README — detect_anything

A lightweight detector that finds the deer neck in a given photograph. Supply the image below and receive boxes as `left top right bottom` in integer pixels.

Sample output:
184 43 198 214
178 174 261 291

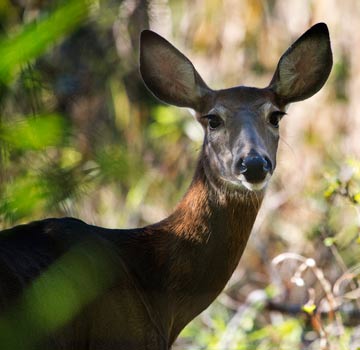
111 155 264 342
149 155 263 333
165 155 263 252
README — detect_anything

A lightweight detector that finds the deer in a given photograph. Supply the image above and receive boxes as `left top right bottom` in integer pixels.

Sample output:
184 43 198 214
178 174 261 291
0 23 332 349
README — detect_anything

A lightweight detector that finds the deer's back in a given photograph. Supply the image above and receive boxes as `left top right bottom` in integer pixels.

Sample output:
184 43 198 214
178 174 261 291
0 218 168 350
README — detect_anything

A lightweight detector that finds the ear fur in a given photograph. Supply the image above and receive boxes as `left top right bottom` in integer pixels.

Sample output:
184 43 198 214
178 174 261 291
269 23 333 104
140 30 212 111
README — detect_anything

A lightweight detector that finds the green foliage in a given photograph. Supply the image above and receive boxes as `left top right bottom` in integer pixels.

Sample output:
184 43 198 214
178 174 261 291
178 300 302 350
0 0 92 84
1 114 66 150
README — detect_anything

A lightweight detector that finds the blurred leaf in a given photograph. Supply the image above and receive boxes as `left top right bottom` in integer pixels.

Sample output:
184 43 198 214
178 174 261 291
125 177 152 210
1 174 45 220
61 147 83 168
324 237 335 247
41 163 86 206
149 105 184 140
0 114 67 150
347 158 360 178
96 146 143 185
333 54 350 102
0 0 91 84
265 284 279 298
354 193 360 204
302 304 316 315
323 177 340 199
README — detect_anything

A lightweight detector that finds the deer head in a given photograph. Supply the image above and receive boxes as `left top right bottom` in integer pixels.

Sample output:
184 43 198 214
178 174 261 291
140 23 332 192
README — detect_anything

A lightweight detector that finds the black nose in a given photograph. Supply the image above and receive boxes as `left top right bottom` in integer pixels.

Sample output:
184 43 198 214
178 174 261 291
237 155 272 182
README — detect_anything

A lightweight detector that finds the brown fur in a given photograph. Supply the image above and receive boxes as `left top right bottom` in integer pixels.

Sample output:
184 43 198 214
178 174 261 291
140 156 263 344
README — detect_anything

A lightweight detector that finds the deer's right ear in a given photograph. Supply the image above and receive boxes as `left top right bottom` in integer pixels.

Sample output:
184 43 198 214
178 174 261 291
269 23 333 104
140 30 212 111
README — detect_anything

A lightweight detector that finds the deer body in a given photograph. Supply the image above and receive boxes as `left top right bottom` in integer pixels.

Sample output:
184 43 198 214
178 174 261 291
0 24 332 349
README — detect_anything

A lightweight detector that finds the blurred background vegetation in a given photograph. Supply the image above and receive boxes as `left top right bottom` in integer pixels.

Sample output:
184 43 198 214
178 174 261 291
0 0 360 349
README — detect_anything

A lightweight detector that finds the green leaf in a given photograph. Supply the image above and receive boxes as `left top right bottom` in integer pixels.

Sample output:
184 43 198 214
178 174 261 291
1 114 66 150
302 304 316 315
1 174 45 220
324 237 335 247
323 179 340 198
0 0 92 84
353 193 360 204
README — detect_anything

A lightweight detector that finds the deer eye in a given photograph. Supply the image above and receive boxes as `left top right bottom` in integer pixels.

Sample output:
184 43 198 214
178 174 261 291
268 111 286 128
202 114 223 130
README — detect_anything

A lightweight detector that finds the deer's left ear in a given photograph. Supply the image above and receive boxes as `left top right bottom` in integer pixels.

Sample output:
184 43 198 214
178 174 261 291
269 23 333 104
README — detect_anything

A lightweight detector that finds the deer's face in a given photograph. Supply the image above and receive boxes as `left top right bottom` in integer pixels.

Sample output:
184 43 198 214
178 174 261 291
140 23 332 192
199 87 284 191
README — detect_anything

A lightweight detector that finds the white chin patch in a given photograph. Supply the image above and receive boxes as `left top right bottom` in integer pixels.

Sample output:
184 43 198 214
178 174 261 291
242 180 268 191
237 173 271 192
